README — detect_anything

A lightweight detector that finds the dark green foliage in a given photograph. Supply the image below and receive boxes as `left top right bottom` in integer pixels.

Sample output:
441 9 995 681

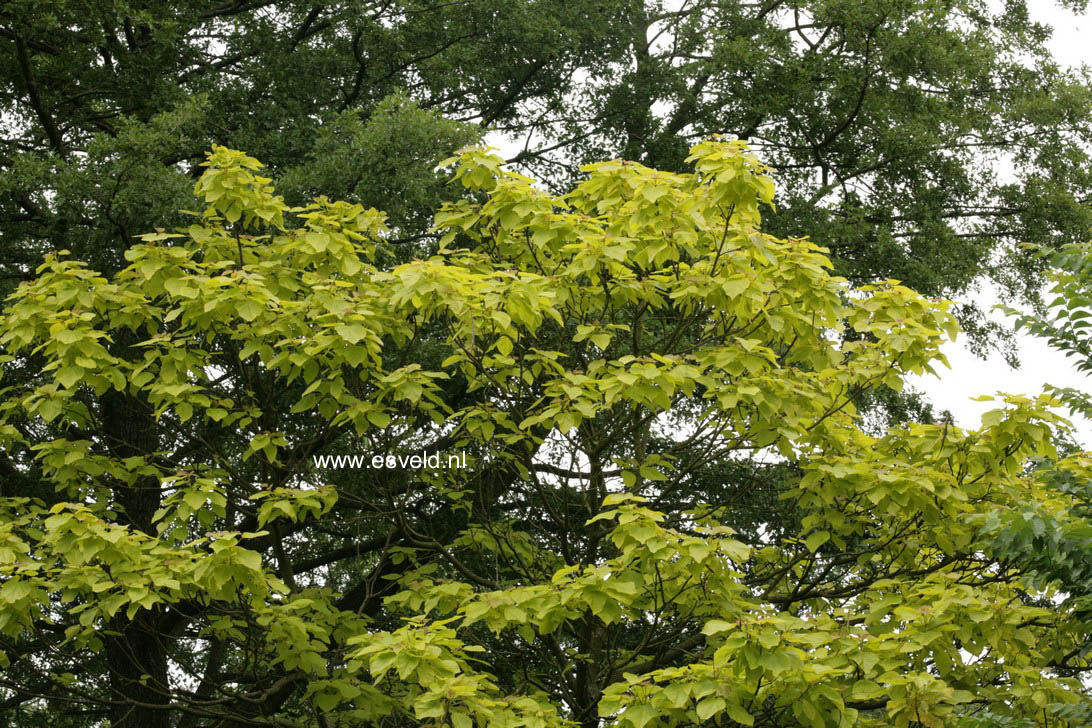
980 461 1092 604
3 1 1092 724
4 1 1092 344
499 1 1092 343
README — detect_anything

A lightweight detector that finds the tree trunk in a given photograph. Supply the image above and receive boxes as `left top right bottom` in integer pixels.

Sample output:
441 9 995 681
105 611 171 728
100 370 171 728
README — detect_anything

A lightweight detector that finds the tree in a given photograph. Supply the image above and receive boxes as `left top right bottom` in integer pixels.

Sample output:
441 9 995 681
963 242 1092 727
0 141 1087 726
4 1 1092 351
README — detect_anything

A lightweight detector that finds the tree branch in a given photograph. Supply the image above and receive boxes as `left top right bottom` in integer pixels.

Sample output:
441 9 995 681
13 35 66 156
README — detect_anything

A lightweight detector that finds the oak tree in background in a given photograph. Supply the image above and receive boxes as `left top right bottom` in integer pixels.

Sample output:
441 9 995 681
0 142 1088 726
3 1 1092 350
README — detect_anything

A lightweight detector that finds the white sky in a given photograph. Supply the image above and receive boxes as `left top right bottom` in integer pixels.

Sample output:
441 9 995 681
909 2 1092 446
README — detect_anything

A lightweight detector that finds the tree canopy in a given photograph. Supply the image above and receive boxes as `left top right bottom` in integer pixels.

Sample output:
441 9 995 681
5 1 1092 724
0 141 1088 727
4 1 1092 350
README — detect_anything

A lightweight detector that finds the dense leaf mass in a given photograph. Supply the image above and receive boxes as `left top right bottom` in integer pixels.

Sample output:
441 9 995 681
3 1 1092 350
0 143 1088 726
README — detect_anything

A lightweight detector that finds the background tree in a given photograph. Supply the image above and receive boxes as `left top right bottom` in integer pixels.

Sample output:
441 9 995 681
3 1 1092 350
5 1 1092 723
0 142 1088 727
